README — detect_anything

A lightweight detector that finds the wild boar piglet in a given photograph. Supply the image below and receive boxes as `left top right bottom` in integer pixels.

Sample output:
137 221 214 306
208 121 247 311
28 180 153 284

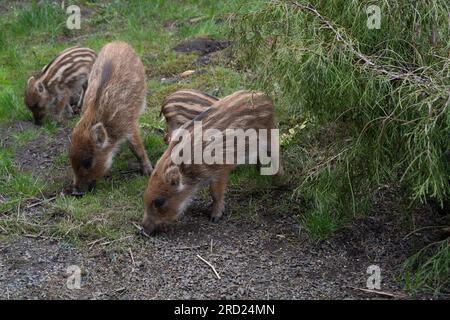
160 89 218 143
69 41 152 196
142 90 282 235
25 46 96 125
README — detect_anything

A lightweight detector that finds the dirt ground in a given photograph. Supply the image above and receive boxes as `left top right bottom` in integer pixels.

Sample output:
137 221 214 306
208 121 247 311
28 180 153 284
1 118 448 299
1 201 447 300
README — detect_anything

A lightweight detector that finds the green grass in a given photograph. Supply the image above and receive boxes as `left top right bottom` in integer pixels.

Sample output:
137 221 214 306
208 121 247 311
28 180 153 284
10 1 66 38
0 86 30 123
11 127 40 148
0 148 46 214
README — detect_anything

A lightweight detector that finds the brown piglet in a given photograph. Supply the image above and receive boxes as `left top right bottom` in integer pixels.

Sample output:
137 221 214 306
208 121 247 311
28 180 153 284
25 46 96 125
69 41 152 195
142 90 282 235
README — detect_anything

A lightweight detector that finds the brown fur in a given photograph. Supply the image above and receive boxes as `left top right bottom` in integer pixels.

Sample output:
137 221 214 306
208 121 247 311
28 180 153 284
160 89 218 143
69 41 152 195
142 90 282 234
24 46 96 125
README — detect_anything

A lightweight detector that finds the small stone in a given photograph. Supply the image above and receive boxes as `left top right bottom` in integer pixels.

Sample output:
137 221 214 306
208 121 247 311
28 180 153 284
180 70 196 78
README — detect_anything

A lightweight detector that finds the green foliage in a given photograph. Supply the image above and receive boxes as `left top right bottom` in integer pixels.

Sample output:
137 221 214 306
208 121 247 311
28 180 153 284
231 0 450 223
230 0 450 293
403 239 450 296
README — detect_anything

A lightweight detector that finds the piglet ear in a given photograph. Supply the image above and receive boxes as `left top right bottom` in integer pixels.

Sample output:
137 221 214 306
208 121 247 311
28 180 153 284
90 122 108 149
164 165 182 186
27 76 35 86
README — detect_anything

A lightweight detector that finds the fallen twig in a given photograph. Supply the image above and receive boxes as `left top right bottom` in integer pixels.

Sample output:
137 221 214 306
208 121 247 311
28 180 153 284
23 231 44 239
100 235 133 246
132 221 146 235
197 254 221 280
27 196 57 209
173 244 207 251
115 287 127 293
403 225 448 240
129 247 135 266
64 223 83 236
347 286 407 299
87 237 107 249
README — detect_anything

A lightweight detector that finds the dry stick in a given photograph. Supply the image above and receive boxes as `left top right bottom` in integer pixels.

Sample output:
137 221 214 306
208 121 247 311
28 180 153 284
64 223 83 237
347 286 407 299
131 221 144 233
100 235 133 246
197 254 221 280
403 225 448 240
87 237 107 249
23 231 44 239
27 196 57 209
129 247 136 266
173 244 207 251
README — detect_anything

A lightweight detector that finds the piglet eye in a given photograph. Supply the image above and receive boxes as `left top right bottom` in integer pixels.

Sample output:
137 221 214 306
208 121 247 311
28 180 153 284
82 157 93 169
154 198 165 208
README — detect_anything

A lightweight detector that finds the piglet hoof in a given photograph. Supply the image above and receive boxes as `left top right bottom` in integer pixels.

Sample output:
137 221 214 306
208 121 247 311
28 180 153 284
141 164 153 176
209 216 221 224
55 117 65 126
71 190 85 197
65 107 74 119
140 228 151 237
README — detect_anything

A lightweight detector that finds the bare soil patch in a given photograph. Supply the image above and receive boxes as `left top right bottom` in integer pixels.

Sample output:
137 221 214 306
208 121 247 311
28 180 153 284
174 37 232 55
0 0 23 14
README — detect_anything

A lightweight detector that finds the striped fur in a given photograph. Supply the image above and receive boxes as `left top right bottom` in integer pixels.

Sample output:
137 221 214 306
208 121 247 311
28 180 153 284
25 46 97 124
69 41 152 195
161 89 218 143
142 90 282 234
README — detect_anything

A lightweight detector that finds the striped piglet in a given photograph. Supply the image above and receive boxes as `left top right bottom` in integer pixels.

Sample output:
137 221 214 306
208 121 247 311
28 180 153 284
25 46 97 124
160 89 218 143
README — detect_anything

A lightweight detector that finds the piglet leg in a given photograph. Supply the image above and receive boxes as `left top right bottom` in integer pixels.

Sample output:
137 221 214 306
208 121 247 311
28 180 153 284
127 127 153 175
54 90 71 123
209 170 231 223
